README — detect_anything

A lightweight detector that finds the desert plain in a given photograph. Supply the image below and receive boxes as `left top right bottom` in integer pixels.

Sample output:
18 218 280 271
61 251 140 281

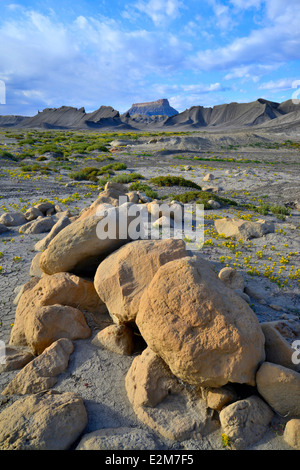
0 121 299 451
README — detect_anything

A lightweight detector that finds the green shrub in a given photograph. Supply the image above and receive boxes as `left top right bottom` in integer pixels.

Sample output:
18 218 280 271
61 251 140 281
150 176 201 190
129 182 158 199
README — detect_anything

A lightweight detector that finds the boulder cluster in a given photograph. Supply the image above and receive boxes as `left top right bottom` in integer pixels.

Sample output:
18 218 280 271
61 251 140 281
0 182 299 450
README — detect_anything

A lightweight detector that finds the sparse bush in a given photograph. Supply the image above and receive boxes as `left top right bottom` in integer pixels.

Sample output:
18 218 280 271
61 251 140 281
150 176 201 190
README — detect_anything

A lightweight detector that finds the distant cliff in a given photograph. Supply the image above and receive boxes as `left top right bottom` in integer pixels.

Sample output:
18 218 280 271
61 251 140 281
127 98 179 117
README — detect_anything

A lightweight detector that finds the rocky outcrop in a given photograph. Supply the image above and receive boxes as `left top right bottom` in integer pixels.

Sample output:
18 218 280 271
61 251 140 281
127 99 178 117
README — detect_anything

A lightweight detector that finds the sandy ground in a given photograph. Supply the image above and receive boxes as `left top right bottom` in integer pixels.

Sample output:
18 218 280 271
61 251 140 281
0 129 299 451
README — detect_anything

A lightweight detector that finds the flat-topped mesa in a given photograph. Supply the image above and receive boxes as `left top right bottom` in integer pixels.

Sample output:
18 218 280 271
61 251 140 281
127 98 179 117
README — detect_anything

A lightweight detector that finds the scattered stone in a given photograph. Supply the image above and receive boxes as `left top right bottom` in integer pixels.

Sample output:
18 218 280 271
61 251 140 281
2 338 74 395
0 346 34 373
256 362 300 417
203 173 214 182
244 285 264 300
34 216 71 252
153 215 174 229
25 207 44 221
0 391 87 450
39 203 135 275
283 419 300 449
138 192 152 203
92 324 134 355
76 427 159 450
208 200 221 209
94 238 188 324
33 202 55 215
136 255 265 387
269 304 283 312
126 191 139 204
24 304 91 355
261 321 300 371
214 217 275 240
19 216 57 234
219 395 273 450
78 183 128 220
0 212 27 227
218 266 244 291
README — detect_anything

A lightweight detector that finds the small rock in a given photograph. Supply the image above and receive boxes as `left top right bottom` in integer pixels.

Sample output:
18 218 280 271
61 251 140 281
203 385 237 411
2 338 74 395
92 324 134 355
269 304 283 312
214 217 275 240
203 173 214 182
34 202 55 215
261 321 300 371
0 346 34 373
153 215 174 229
0 223 10 234
219 395 273 450
283 419 300 449
218 266 244 291
208 200 221 209
25 207 44 221
126 191 140 204
19 216 56 235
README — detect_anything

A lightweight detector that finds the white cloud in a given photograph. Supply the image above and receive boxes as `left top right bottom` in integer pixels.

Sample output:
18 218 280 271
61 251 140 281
134 0 184 26
259 78 295 92
229 0 261 9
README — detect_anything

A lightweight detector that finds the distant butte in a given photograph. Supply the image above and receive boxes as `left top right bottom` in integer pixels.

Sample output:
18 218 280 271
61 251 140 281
127 98 179 117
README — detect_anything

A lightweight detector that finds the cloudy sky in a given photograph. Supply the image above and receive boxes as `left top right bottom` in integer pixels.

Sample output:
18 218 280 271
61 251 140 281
0 0 300 116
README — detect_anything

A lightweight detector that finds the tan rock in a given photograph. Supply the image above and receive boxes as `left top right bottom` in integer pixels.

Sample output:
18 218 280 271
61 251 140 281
256 362 300 417
261 321 300 371
283 419 300 449
76 427 159 450
219 396 273 450
136 255 265 387
153 216 174 229
92 324 134 355
34 216 71 251
125 347 180 409
24 304 91 355
77 183 128 221
2 338 74 395
94 238 189 324
13 277 40 305
203 173 214 182
218 266 244 291
19 216 56 234
10 272 102 348
0 391 87 450
214 217 275 240
25 207 44 221
39 203 134 275
126 191 139 204
203 386 237 411
33 202 55 214
0 346 34 373
29 252 43 277
0 211 27 227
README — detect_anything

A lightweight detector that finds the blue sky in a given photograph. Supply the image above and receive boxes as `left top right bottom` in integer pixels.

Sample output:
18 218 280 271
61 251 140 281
0 0 300 116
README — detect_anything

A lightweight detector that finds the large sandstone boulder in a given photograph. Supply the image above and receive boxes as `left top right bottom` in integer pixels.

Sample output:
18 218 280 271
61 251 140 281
136 255 265 387
2 338 74 395
10 272 103 348
94 238 189 324
256 362 300 416
39 203 135 275
34 216 71 251
0 391 87 450
214 217 275 240
24 305 91 355
219 396 273 450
